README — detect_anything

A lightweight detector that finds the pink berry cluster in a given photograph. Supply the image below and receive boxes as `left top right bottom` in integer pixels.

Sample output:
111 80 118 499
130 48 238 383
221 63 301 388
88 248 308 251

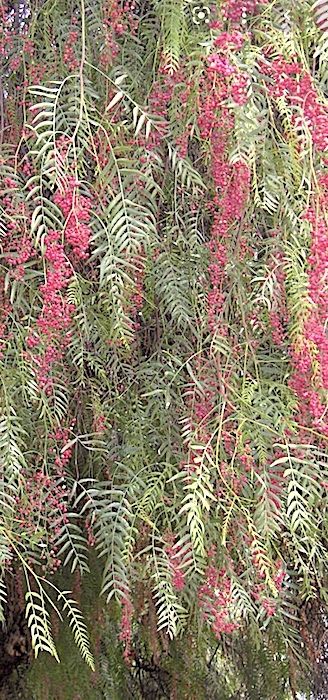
49 425 75 472
199 71 250 334
164 533 186 591
262 55 328 153
207 31 250 106
54 178 91 260
1 176 34 283
0 178 35 358
100 1 137 67
16 469 68 572
198 564 238 637
25 177 92 392
63 30 79 70
144 67 192 157
27 229 74 393
252 559 286 617
221 0 265 23
119 594 134 662
93 413 107 434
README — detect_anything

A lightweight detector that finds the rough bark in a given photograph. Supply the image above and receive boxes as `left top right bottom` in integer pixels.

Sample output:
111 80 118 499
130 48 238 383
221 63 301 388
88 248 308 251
0 572 32 699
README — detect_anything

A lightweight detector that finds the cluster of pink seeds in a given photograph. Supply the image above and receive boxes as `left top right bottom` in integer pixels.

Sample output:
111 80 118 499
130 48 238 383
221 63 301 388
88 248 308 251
198 564 238 637
164 533 186 591
54 178 91 260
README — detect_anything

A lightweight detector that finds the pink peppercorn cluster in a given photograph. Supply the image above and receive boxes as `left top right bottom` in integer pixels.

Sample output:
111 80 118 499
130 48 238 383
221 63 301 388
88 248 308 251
164 533 186 591
252 560 286 617
63 31 79 70
100 1 138 67
2 177 34 278
54 178 91 260
207 8 258 106
221 0 265 23
208 54 235 77
207 53 250 106
0 176 36 350
143 66 192 158
28 229 74 393
25 179 93 392
49 425 75 472
16 469 68 572
255 54 328 435
198 565 238 637
119 594 134 662
261 55 328 153
207 115 249 331
198 58 250 333
93 413 107 434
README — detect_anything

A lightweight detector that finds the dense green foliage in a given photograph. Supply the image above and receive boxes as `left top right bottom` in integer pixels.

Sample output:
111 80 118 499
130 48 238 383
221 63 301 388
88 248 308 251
0 0 328 697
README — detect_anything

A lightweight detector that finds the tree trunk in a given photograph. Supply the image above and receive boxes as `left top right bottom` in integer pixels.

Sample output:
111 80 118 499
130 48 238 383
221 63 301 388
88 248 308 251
0 573 32 699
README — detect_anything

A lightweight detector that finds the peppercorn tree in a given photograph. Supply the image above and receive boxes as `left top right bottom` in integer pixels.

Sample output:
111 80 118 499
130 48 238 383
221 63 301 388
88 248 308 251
0 0 328 697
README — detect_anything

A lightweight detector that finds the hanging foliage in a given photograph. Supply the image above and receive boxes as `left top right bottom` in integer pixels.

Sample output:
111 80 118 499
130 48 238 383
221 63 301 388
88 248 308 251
0 0 327 696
